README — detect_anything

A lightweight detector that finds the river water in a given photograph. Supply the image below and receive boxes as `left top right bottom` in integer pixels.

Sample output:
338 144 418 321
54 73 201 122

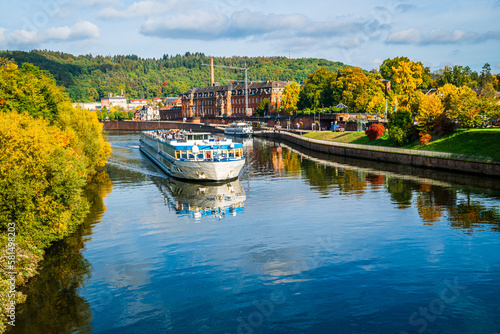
10 132 500 334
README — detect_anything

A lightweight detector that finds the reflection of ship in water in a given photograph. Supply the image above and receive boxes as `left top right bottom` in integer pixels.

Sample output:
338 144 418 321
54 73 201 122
225 135 253 150
154 177 246 219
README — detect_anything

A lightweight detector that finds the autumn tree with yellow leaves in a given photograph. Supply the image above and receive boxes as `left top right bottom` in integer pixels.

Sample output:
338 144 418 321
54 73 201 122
281 82 300 115
0 58 111 332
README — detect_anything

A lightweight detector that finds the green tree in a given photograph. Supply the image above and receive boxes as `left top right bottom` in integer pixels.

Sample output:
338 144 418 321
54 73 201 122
297 67 336 109
332 67 370 112
0 59 72 122
256 98 270 116
480 63 492 87
388 108 414 146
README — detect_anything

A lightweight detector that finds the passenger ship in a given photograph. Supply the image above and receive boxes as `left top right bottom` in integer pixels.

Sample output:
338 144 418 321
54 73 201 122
224 122 253 136
140 130 246 181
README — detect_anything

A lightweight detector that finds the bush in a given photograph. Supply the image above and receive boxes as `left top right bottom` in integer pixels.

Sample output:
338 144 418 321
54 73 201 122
419 132 432 145
365 123 386 141
388 108 415 146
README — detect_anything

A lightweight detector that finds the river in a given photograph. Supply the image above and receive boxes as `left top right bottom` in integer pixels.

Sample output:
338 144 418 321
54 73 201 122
10 132 500 334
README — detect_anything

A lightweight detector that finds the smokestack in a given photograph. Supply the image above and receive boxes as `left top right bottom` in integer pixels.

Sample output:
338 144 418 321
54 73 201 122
210 58 214 87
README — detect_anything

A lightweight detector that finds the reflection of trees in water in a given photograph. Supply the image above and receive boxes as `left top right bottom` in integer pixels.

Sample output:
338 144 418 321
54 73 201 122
365 174 385 188
301 160 367 196
253 140 500 233
416 185 445 225
11 171 112 334
386 178 416 209
448 194 500 234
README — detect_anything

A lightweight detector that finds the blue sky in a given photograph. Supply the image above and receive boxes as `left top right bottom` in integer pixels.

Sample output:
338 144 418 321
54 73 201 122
1 0 499 73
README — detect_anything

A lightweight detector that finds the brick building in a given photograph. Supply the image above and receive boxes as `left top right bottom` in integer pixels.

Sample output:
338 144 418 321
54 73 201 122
181 81 293 118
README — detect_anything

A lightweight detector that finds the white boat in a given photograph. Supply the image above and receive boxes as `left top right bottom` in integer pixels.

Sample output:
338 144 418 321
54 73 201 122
224 122 253 136
155 177 246 219
140 130 246 181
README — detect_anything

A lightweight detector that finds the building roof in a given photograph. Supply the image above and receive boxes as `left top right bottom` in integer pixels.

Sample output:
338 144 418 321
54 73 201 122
181 81 294 97
102 96 126 100
165 97 181 104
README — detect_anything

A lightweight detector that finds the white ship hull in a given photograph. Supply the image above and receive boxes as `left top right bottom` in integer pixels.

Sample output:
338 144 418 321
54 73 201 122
140 139 245 181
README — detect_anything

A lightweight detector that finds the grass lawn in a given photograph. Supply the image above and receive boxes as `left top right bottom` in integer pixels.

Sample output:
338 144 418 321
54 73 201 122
304 131 364 142
302 128 500 159
407 128 500 159
304 131 393 145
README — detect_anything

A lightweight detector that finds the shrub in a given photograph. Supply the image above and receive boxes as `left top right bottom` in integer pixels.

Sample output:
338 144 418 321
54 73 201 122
365 123 386 141
419 132 432 145
388 108 414 146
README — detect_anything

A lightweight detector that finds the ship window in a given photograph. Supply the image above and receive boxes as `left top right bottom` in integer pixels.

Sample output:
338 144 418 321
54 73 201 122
229 150 235 158
197 153 204 160
175 151 180 159
205 151 212 160
188 151 195 159
181 151 187 159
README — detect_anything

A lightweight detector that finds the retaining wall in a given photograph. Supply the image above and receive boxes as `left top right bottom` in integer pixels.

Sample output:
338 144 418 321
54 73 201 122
255 131 500 177
102 120 223 133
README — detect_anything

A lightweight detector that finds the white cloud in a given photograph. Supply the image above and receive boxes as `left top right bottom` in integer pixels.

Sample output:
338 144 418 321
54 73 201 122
425 29 478 44
386 28 422 44
140 8 385 43
0 21 100 48
98 0 177 19
386 28 500 45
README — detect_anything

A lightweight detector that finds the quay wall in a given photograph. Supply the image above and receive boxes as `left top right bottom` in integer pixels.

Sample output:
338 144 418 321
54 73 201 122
255 131 500 177
102 120 224 133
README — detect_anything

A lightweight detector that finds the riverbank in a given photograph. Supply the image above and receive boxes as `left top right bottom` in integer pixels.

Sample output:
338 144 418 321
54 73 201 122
304 128 500 160
254 130 500 177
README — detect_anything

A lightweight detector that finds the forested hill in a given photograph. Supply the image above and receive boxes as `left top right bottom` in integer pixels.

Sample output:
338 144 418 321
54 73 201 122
0 50 349 102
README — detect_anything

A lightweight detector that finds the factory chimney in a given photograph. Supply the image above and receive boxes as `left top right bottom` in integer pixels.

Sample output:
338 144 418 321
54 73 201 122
210 58 214 87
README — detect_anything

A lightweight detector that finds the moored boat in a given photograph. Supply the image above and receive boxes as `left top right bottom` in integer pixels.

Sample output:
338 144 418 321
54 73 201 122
140 130 245 181
224 122 253 136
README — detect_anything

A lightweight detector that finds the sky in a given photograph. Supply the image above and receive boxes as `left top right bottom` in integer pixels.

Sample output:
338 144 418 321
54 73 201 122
0 0 499 74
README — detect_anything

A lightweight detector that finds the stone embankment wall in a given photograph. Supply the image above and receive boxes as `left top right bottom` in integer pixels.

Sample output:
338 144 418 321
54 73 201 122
255 131 500 177
102 120 224 133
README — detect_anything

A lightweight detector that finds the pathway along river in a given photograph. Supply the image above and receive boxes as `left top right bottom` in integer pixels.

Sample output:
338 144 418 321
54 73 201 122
10 132 500 334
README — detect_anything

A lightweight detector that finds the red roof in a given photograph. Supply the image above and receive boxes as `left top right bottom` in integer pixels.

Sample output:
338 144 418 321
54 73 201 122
130 99 149 102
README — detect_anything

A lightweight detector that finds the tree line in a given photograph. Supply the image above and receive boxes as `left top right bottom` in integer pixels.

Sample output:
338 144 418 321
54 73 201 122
0 50 348 102
0 58 111 332
278 57 499 145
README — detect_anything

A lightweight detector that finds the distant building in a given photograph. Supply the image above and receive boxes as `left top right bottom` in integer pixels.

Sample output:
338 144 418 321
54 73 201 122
164 97 182 108
129 99 150 109
181 81 293 118
101 95 127 110
73 102 100 110
153 97 163 104
140 104 159 121
160 97 182 120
